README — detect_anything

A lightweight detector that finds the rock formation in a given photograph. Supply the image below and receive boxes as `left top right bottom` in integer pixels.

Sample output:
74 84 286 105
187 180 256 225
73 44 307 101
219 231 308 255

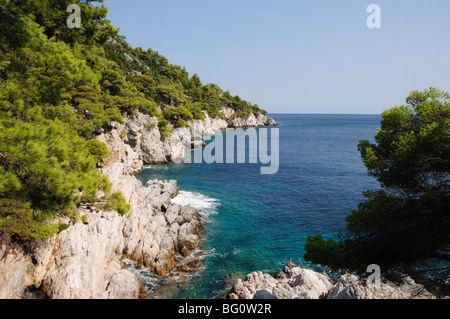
0 174 204 299
227 260 438 299
95 107 278 173
0 109 277 299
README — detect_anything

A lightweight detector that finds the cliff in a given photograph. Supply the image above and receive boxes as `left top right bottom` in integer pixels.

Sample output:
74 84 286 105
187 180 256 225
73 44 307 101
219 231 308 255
0 175 203 299
95 106 277 173
0 109 277 299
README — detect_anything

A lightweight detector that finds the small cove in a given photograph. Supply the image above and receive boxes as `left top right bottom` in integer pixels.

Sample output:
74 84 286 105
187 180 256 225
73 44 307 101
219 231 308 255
134 114 381 299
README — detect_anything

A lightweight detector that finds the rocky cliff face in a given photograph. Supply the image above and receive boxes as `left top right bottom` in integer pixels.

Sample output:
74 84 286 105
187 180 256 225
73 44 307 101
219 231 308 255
227 111 277 128
0 175 203 299
0 109 277 299
95 107 278 173
227 260 438 299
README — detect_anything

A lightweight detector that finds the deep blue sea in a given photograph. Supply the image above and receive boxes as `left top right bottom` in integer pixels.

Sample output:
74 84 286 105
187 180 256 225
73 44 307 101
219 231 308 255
134 114 382 299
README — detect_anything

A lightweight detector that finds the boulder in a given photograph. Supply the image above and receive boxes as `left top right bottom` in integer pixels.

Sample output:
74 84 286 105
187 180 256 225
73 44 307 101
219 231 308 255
228 260 438 300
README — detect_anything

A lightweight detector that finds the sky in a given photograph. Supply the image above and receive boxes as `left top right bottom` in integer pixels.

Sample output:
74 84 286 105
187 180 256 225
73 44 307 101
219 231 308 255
104 0 450 114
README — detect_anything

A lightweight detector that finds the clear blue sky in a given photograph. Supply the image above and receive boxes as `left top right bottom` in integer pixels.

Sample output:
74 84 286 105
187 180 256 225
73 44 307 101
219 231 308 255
104 0 450 114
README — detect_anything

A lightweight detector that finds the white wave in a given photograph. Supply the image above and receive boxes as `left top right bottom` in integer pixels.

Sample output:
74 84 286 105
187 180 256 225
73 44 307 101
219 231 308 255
202 248 228 259
233 248 241 255
171 191 220 219
143 165 170 170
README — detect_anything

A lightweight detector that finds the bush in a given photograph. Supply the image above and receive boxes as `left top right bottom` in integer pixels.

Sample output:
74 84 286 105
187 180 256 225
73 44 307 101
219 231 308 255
0 119 111 240
163 105 194 123
105 191 131 217
86 139 110 162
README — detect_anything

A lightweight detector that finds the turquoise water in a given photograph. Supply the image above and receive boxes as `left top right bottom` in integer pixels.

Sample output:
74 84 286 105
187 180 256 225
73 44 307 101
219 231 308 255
136 114 382 299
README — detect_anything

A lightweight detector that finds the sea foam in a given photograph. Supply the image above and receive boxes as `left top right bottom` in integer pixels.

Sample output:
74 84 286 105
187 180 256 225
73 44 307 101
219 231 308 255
171 191 220 219
143 165 169 170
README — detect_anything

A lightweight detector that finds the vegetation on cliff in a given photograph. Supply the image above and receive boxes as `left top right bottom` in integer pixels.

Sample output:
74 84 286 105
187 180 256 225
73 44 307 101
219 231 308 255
0 0 267 240
305 88 450 280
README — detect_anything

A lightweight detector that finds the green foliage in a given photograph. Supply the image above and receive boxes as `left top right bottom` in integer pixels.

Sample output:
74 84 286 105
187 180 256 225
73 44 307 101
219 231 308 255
0 166 21 195
157 116 171 138
220 90 266 118
0 0 268 241
0 207 70 241
305 88 450 272
155 83 186 107
304 235 361 271
0 119 110 209
105 191 131 217
197 84 224 119
104 36 268 122
145 122 157 129
130 74 157 100
359 87 450 194
86 139 110 162
163 105 194 126
187 103 206 121
0 118 111 240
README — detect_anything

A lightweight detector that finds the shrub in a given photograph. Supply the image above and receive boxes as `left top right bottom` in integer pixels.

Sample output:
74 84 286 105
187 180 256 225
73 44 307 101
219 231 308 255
86 139 110 162
104 191 131 217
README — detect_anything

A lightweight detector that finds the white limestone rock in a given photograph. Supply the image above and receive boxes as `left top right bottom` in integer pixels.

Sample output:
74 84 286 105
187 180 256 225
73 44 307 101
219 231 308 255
228 260 438 300
326 273 436 299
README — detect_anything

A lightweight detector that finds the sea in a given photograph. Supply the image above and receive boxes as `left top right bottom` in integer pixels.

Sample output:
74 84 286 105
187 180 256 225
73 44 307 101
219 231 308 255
130 114 382 299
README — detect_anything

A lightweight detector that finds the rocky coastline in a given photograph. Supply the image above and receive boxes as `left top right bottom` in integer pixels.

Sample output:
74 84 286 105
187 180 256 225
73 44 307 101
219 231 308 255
1 107 446 300
227 260 440 299
0 108 277 299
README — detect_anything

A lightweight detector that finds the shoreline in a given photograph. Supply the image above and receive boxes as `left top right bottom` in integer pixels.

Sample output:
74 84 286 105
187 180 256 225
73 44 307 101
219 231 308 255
97 108 279 297
227 260 439 300
0 109 277 299
1 112 446 300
